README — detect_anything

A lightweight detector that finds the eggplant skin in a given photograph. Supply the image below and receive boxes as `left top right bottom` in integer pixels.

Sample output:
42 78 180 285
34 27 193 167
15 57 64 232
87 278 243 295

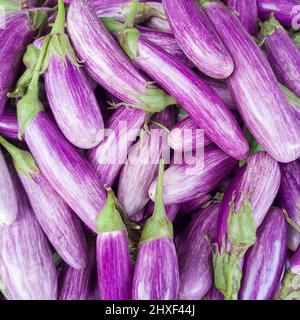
132 237 179 300
177 202 219 300
163 0 234 79
203 1 300 163
0 150 18 226
0 165 57 300
24 112 106 232
0 111 19 140
0 13 35 114
239 208 288 300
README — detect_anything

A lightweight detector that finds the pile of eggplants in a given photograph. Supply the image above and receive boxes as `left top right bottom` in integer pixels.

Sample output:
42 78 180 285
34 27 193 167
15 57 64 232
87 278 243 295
0 0 299 301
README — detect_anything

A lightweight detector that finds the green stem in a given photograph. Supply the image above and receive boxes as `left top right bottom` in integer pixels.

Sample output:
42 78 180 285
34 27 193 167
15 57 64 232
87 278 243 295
124 0 138 28
224 249 237 300
281 84 300 108
51 0 65 34
0 136 21 159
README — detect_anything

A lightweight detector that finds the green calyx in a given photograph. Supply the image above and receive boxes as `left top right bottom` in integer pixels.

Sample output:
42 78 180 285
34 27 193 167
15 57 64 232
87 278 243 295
260 13 283 38
139 159 173 245
119 27 140 60
277 269 300 300
28 10 48 32
0 0 23 13
95 188 126 234
101 17 124 34
280 84 300 108
0 136 39 178
198 0 213 7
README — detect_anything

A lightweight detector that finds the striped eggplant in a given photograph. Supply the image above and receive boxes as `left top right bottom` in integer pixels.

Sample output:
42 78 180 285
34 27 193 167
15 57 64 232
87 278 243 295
67 0 176 113
58 246 96 300
145 16 171 33
118 27 249 160
0 136 89 269
257 0 300 27
168 117 211 153
149 145 237 205
0 111 19 139
239 208 288 300
278 160 300 251
163 0 234 79
96 189 132 300
202 0 300 163
0 149 18 225
0 164 57 300
177 202 219 300
117 108 175 217
226 0 258 36
0 10 45 114
16 37 107 232
132 160 179 300
261 15 300 97
88 102 146 187
179 193 212 216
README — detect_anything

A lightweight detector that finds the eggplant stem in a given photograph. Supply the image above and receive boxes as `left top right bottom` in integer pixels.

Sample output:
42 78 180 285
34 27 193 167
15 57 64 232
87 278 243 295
51 0 65 34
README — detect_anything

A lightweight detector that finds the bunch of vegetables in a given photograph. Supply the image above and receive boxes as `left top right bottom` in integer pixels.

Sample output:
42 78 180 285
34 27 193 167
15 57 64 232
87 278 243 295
0 0 299 300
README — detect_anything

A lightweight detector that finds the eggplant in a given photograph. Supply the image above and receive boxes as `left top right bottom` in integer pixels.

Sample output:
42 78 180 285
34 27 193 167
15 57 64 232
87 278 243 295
149 145 237 205
0 148 18 225
177 202 219 300
117 108 175 217
0 111 19 140
257 0 300 27
117 26 249 160
226 0 258 36
202 0 300 163
239 208 288 300
88 103 146 187
0 164 57 300
58 246 96 300
96 189 132 300
261 15 300 97
67 0 176 113
0 136 89 269
278 160 300 251
168 117 211 153
132 160 179 300
179 193 212 216
162 0 234 79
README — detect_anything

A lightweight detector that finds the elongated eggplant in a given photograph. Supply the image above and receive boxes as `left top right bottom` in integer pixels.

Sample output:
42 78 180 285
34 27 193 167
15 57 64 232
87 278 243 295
257 0 300 27
168 117 211 153
0 164 57 300
0 136 89 269
96 189 132 300
202 0 300 163
278 160 300 251
118 27 249 160
67 0 176 113
163 0 234 79
261 15 300 97
132 160 179 300
58 245 96 300
239 208 288 300
177 202 219 300
0 111 19 140
226 0 258 36
149 145 237 205
0 149 18 225
117 108 174 217
179 193 212 216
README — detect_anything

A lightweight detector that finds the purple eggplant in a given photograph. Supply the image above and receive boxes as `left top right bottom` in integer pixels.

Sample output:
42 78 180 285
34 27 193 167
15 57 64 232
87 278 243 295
177 202 219 300
258 0 300 27
117 27 249 160
0 111 19 140
278 160 300 251
149 145 237 205
239 208 288 300
206 286 224 300
168 117 211 153
0 164 57 300
179 193 212 216
202 0 300 163
88 103 146 187
132 160 179 300
163 0 234 79
0 136 89 269
117 108 175 217
58 246 96 300
67 0 175 113
261 15 300 97
96 189 132 300
0 148 18 225
226 0 258 36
